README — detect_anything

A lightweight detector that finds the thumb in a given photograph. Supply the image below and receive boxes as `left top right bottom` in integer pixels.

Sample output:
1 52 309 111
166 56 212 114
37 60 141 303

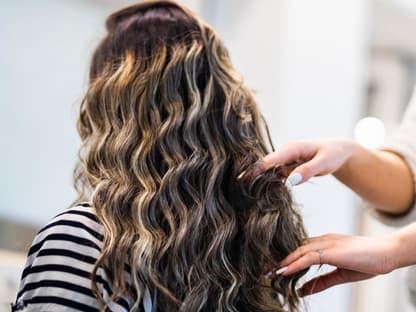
287 156 327 186
298 269 374 297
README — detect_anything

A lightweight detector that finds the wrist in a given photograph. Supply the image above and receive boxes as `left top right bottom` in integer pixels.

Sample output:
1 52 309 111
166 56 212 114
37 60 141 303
392 224 416 269
387 233 405 271
333 139 361 178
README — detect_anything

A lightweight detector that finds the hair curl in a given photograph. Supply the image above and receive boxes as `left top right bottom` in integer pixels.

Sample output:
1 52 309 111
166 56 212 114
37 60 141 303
74 1 307 311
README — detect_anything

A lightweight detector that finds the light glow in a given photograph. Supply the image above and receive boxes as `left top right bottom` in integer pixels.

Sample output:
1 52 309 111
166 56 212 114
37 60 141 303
354 117 386 149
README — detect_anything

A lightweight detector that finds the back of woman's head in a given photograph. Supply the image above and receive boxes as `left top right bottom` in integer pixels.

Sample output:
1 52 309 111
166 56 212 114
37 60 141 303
74 1 307 311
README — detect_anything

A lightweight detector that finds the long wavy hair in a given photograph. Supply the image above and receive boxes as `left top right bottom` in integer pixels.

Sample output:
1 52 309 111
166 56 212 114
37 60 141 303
74 1 307 311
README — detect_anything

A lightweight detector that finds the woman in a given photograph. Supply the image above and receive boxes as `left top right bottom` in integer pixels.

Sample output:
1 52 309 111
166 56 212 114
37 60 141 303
14 1 307 311
261 91 416 297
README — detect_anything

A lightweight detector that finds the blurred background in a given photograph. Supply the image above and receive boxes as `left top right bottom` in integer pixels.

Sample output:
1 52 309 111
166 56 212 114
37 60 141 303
1 0 416 311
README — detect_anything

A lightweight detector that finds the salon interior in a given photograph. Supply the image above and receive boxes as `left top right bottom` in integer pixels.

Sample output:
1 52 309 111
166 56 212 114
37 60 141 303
2 0 416 311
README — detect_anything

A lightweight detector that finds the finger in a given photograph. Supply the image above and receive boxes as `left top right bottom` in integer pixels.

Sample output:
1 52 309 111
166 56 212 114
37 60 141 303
279 237 326 267
261 143 316 171
282 251 321 276
305 236 321 243
288 155 329 184
298 269 374 297
265 237 331 278
279 245 310 268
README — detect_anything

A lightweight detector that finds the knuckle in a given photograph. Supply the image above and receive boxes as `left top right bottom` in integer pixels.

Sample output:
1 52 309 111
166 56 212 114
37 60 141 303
321 234 333 240
298 246 308 256
292 141 305 148
308 252 319 265
323 233 338 241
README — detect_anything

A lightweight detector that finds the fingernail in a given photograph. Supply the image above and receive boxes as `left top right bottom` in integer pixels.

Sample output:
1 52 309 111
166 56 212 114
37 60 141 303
252 161 263 177
275 266 288 275
286 172 303 187
285 179 293 190
237 170 247 180
264 271 273 279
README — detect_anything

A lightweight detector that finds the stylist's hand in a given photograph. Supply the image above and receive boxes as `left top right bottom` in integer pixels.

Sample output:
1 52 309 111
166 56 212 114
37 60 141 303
276 233 400 296
260 139 358 185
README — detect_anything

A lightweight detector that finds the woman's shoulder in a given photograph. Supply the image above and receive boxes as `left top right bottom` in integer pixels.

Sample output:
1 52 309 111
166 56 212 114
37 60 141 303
13 203 133 311
35 202 104 246
25 203 105 264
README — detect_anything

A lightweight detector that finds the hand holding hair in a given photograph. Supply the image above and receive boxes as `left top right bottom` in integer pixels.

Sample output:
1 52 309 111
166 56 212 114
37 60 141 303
272 223 416 296
260 139 357 186
260 138 414 215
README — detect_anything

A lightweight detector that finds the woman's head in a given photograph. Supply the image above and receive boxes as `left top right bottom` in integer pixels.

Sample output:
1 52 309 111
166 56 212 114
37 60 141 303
74 1 307 311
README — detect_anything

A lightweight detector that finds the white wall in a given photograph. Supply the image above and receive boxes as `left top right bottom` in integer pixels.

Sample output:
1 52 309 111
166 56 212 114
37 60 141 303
1 0 99 225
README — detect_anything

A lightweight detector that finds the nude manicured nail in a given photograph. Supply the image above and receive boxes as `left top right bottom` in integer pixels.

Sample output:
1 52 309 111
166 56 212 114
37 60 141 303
237 170 247 180
275 266 288 275
252 161 264 176
265 271 273 279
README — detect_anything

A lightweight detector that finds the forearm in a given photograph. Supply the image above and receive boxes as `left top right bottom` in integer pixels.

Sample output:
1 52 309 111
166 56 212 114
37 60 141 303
334 141 414 215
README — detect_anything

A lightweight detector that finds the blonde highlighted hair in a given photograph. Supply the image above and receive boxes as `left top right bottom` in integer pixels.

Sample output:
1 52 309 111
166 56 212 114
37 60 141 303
74 1 306 311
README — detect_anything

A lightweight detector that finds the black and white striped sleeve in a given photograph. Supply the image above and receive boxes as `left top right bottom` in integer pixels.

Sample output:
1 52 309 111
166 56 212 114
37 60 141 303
12 204 133 312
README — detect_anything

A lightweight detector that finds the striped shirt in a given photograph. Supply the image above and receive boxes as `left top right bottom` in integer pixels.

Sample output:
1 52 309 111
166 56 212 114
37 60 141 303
13 203 152 312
